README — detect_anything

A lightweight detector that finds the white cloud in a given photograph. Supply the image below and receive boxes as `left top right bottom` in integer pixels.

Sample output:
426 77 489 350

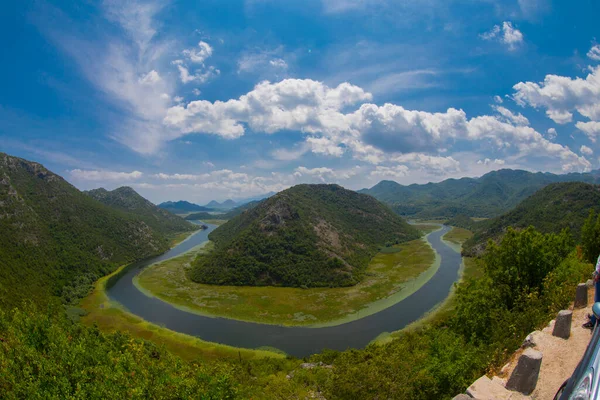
477 158 505 166
183 41 213 64
576 121 600 142
481 21 524 51
581 145 593 156
493 105 529 125
271 144 310 161
164 78 372 140
293 166 360 182
192 88 201 96
162 77 590 172
175 41 219 84
546 127 557 140
237 48 290 78
588 45 600 61
494 95 504 104
390 153 461 174
176 64 219 84
138 70 161 85
513 66 600 123
370 165 410 179
69 169 143 181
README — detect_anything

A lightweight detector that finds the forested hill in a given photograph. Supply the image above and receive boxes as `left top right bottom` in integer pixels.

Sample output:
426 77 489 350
191 184 420 288
360 169 600 218
86 187 197 236
0 153 171 308
158 200 212 213
462 182 600 255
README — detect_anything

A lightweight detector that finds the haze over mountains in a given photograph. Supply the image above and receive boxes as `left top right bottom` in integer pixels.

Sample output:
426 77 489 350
158 200 213 214
87 187 197 236
191 184 420 288
360 169 600 219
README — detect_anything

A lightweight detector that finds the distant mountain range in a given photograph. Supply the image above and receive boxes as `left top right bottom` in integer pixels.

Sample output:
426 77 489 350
87 187 197 236
459 182 600 256
204 192 276 210
360 169 600 219
185 200 263 221
191 184 420 288
158 200 213 214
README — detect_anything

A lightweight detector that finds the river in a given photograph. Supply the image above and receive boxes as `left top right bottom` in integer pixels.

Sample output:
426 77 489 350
107 223 461 357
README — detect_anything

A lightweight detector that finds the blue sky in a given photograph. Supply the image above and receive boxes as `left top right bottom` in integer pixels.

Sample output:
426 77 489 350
1 0 600 204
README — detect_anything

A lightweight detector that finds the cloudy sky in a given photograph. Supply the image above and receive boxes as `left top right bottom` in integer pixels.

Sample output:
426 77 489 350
1 0 599 204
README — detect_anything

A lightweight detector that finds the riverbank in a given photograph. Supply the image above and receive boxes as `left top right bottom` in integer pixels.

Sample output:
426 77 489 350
79 228 285 362
373 225 476 343
135 230 441 327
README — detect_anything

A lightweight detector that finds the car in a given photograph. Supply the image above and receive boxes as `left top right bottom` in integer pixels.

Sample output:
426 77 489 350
555 302 600 400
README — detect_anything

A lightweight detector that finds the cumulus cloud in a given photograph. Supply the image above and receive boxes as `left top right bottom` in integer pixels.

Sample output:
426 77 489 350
494 95 504 104
581 145 593 156
588 45 600 61
481 22 524 51
513 66 600 124
69 169 143 181
546 128 557 140
163 78 372 140
162 77 591 172
576 121 600 142
493 105 529 126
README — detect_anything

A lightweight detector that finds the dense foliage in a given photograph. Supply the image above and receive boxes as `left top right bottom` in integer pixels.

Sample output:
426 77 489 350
0 153 171 308
191 184 420 288
185 200 263 221
462 182 600 255
360 169 600 219
308 227 591 399
87 187 198 237
581 209 600 264
444 214 477 230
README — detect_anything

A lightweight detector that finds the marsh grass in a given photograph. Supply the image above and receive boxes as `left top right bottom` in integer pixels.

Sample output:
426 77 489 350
136 237 437 327
79 259 284 362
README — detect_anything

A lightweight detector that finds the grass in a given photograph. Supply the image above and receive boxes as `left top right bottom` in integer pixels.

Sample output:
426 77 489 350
373 226 482 344
202 219 228 226
135 236 438 327
79 260 285 362
442 227 473 252
413 224 442 235
167 230 198 247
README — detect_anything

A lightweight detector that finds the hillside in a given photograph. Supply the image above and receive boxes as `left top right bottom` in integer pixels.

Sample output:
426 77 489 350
360 169 600 219
186 200 263 221
86 187 198 236
158 200 212 214
0 153 170 308
190 184 420 288
462 182 600 255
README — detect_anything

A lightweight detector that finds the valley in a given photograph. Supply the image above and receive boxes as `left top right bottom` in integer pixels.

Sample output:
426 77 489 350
1 151 597 398
134 227 439 327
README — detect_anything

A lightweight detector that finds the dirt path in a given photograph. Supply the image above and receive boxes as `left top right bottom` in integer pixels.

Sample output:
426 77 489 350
496 289 595 400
